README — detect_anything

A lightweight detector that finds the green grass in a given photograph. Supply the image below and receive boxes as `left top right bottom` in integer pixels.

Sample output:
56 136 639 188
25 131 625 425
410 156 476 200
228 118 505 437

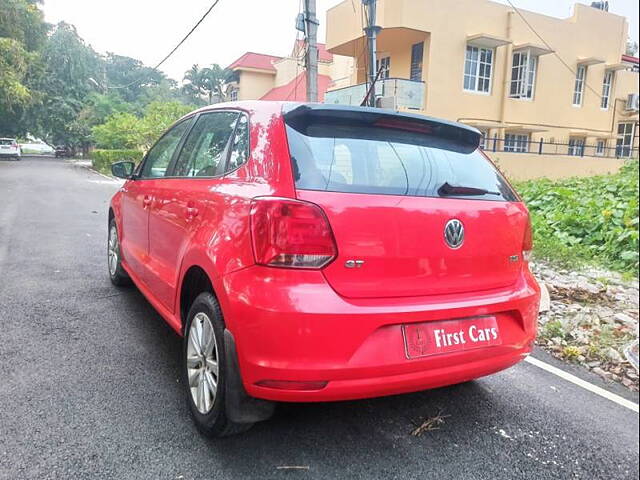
514 159 639 275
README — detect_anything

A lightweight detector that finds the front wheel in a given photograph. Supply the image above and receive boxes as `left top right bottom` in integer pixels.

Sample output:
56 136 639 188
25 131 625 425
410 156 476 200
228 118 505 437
107 218 131 286
183 292 253 437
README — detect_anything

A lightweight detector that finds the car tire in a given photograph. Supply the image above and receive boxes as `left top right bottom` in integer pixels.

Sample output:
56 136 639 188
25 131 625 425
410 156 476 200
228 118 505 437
107 218 131 286
183 292 253 437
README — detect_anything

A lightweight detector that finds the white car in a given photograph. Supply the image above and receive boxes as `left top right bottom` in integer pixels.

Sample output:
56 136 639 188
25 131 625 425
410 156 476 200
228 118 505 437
0 138 21 160
19 142 55 155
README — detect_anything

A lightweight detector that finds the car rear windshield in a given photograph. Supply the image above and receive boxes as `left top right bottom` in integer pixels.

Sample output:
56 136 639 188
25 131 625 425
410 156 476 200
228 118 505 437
0 139 14 145
285 115 518 202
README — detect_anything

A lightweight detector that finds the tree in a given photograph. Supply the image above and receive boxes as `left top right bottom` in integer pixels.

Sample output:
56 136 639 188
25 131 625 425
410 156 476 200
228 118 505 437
92 112 142 149
182 63 232 105
104 53 166 104
92 100 193 150
137 101 193 149
182 64 206 102
79 92 132 127
0 39 33 115
201 64 233 104
626 38 639 57
0 0 48 51
0 0 48 136
27 22 102 147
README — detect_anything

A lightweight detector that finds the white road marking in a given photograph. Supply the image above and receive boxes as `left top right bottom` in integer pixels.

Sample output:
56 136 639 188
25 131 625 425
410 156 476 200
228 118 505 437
525 356 639 413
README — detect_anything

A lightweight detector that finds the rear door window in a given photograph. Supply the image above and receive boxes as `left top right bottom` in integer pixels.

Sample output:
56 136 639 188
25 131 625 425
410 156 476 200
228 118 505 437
173 111 239 177
226 114 250 172
285 119 517 201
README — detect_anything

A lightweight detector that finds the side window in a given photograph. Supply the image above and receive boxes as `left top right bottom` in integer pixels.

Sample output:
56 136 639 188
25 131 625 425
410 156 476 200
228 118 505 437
226 114 249 172
140 119 191 178
174 112 239 177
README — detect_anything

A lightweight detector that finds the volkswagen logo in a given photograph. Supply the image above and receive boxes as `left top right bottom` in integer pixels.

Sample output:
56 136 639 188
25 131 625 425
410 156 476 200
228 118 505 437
444 219 464 249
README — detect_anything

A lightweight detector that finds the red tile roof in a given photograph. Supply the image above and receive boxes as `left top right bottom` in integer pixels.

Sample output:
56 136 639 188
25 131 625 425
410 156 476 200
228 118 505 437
227 52 282 72
621 54 639 65
260 72 332 102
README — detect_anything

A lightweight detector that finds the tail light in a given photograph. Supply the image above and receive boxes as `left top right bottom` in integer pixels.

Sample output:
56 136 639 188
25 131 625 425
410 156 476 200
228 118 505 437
12 142 18 148
523 215 533 262
250 197 337 269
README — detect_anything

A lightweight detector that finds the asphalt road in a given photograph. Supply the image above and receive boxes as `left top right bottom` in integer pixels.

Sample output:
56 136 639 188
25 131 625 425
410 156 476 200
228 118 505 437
0 156 638 480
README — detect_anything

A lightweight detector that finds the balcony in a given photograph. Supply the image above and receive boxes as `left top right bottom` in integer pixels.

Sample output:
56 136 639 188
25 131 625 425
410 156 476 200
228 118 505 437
324 78 425 110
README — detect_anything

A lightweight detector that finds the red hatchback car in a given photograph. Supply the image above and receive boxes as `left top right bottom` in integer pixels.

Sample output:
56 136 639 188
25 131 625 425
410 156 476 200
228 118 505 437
108 101 540 436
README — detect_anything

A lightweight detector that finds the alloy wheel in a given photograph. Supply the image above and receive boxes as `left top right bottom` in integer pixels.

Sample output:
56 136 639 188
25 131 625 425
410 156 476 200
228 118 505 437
186 312 219 414
108 225 119 276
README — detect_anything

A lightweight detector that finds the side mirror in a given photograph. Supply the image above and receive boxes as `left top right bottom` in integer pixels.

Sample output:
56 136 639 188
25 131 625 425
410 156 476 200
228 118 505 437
111 161 135 179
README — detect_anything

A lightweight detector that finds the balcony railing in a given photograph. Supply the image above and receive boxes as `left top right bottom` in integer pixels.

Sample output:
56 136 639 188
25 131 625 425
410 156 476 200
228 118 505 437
324 78 425 110
483 136 638 159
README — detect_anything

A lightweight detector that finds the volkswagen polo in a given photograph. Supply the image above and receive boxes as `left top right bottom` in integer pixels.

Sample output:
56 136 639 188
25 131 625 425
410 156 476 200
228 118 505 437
108 101 540 437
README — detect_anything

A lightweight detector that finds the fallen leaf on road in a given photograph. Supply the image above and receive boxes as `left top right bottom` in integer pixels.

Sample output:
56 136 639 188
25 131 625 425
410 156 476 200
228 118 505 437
410 413 450 436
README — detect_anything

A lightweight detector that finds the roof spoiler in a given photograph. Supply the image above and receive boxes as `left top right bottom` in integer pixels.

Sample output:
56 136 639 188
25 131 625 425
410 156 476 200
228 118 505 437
283 104 481 154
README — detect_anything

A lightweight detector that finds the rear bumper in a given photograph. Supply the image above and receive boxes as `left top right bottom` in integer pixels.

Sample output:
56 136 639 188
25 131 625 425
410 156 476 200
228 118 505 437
221 266 540 402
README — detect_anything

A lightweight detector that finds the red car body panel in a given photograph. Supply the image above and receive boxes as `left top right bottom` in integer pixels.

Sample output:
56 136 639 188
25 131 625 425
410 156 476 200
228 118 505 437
109 100 540 403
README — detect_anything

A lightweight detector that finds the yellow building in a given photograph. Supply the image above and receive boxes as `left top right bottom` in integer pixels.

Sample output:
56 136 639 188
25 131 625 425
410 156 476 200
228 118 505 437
325 0 639 179
226 42 354 102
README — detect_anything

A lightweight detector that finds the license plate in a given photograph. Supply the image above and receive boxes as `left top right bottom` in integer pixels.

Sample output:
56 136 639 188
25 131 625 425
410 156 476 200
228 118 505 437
402 316 501 359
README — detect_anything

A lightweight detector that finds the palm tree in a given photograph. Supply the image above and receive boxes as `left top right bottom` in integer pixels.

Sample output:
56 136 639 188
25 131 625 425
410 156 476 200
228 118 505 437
182 64 205 102
202 63 232 104
182 64 232 105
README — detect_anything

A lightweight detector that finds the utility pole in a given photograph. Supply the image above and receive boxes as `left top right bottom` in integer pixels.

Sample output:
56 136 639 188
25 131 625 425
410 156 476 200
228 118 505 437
362 0 380 107
304 0 319 102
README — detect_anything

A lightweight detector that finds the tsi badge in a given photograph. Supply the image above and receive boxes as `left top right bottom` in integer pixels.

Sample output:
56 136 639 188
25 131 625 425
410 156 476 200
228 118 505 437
444 219 464 249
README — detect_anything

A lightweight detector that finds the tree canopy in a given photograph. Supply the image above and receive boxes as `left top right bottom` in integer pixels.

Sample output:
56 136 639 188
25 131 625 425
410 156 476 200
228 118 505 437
1 0 231 151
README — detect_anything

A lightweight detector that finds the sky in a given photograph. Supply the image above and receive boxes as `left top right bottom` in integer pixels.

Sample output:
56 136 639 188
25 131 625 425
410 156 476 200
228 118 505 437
41 0 639 83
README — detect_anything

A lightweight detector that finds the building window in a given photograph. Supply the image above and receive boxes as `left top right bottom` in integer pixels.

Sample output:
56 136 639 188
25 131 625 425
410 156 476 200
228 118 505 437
601 71 613 109
504 133 530 152
376 56 391 79
410 42 424 81
616 122 635 157
510 51 537 99
464 46 493 93
229 89 238 101
572 65 586 106
595 139 606 156
568 137 585 156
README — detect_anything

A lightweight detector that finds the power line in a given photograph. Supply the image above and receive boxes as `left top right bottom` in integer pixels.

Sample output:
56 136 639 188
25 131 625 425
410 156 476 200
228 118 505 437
108 0 222 89
505 0 603 99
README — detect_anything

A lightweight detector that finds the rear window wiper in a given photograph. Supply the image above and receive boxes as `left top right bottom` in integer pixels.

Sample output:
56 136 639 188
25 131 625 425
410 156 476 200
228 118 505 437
437 182 501 197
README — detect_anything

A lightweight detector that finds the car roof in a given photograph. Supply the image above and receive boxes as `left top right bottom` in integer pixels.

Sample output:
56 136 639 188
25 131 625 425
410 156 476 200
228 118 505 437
0 137 16 140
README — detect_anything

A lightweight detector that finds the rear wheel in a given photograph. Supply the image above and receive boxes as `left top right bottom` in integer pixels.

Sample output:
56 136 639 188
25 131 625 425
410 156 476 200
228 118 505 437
183 292 253 437
107 218 130 286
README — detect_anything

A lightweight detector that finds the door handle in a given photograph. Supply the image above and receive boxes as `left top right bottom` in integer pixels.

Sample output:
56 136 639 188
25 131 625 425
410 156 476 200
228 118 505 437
142 195 153 208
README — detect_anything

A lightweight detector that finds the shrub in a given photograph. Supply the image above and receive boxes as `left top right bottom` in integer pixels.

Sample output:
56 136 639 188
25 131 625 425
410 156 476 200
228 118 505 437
514 159 639 274
91 149 143 175
91 101 194 150
92 113 142 149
